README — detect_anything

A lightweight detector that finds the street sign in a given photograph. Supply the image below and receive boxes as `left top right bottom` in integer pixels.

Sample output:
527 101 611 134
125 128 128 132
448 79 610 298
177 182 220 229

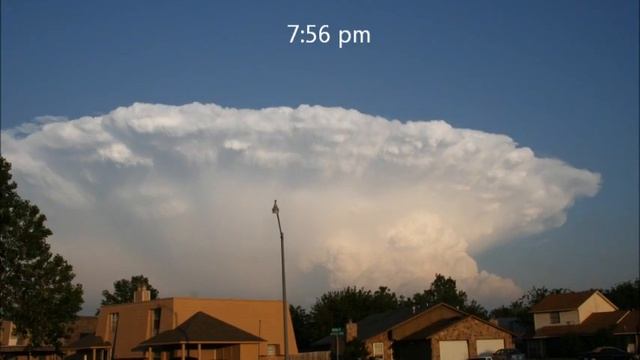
330 327 344 335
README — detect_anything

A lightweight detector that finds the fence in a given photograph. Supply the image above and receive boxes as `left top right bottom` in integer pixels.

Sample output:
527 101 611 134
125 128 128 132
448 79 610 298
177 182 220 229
289 351 331 360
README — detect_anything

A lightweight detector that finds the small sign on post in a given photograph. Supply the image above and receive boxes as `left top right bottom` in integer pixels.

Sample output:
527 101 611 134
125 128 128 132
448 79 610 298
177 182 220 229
330 328 344 360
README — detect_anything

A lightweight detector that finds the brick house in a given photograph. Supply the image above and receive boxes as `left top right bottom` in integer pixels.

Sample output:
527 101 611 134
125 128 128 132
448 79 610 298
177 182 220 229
343 303 513 360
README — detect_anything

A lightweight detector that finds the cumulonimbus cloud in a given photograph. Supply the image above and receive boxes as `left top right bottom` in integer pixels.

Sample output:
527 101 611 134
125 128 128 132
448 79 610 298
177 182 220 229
1 102 600 309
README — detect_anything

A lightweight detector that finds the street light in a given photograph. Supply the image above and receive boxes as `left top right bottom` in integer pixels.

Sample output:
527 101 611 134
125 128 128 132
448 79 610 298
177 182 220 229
272 200 289 360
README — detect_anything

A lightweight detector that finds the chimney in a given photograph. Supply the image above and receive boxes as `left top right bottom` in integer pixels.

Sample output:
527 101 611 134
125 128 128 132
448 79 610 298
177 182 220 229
346 320 357 342
133 284 151 303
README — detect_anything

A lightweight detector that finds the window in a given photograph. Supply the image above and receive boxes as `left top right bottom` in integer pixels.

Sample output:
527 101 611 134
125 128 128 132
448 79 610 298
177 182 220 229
550 312 560 324
109 313 119 341
372 342 384 359
151 308 162 336
267 344 279 356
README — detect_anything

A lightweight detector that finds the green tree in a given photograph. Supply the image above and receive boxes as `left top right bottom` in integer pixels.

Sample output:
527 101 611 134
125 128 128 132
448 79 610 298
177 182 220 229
309 286 401 341
290 305 314 351
342 338 372 360
0 156 84 349
604 279 639 310
101 275 159 306
406 274 489 319
407 274 468 309
490 286 570 325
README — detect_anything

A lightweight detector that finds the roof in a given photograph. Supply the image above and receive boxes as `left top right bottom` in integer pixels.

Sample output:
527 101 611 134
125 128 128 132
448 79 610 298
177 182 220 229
65 335 111 349
530 291 599 313
615 310 640 334
355 307 417 340
401 317 464 340
0 346 56 354
534 310 637 338
310 308 416 347
133 311 265 349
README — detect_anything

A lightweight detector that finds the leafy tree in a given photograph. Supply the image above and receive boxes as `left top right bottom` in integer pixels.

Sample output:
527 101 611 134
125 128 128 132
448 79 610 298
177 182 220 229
342 338 372 360
0 156 84 349
101 274 159 306
604 279 639 310
406 274 468 309
489 286 570 325
464 299 489 320
290 305 314 351
309 286 401 341
405 273 489 319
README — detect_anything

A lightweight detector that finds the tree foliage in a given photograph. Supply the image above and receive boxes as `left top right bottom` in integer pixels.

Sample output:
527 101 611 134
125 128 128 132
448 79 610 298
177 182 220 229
490 286 570 325
101 274 159 306
342 338 372 360
296 274 488 347
0 156 84 349
603 279 639 310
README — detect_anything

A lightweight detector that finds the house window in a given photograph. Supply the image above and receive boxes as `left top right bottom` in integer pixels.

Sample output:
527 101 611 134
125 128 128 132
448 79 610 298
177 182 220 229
109 313 119 341
267 344 279 356
151 308 162 336
372 342 384 359
550 312 560 324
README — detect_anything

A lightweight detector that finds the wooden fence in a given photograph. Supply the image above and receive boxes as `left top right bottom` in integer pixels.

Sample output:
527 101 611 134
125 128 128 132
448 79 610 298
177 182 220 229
289 351 331 360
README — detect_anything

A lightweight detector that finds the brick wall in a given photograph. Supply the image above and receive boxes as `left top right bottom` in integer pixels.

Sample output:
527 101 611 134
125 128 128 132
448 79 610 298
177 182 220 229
430 316 513 360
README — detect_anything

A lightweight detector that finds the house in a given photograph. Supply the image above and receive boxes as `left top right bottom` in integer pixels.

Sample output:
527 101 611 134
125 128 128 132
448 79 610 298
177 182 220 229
528 290 639 356
340 303 514 360
0 316 98 360
85 286 298 360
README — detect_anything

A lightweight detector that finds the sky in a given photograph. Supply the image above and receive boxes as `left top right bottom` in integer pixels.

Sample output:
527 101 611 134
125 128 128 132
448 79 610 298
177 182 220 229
1 0 638 314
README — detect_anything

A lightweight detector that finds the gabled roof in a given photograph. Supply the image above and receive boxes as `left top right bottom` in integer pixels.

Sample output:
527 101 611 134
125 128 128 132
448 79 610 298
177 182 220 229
534 310 637 338
133 311 264 349
531 290 606 313
355 307 417 340
400 317 464 340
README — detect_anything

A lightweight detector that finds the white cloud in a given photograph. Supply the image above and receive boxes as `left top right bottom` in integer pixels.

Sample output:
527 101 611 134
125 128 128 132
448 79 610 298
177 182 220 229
1 102 600 309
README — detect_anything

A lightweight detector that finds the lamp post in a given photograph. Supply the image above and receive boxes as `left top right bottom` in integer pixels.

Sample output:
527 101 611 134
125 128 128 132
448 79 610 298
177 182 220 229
272 200 289 360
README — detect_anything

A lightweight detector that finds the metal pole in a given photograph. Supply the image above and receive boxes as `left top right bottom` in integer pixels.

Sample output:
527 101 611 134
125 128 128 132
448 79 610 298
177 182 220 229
272 200 290 360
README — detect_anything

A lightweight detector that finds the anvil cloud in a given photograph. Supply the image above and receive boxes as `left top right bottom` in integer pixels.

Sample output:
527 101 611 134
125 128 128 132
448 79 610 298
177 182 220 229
1 103 601 310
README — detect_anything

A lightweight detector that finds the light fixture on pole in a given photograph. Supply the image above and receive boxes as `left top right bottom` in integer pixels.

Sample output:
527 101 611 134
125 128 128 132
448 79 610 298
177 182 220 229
272 200 289 360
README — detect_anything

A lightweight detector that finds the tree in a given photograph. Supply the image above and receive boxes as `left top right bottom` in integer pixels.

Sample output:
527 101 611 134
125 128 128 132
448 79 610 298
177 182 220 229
604 279 639 310
407 274 468 310
0 156 84 349
290 305 314 351
342 338 372 360
101 275 159 306
489 286 570 325
308 286 401 342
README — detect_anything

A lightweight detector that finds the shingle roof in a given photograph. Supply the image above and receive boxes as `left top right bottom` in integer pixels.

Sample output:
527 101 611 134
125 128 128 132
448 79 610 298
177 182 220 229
355 307 417 340
401 317 464 340
133 311 264 349
530 291 598 313
614 310 640 334
534 310 634 338
66 334 111 349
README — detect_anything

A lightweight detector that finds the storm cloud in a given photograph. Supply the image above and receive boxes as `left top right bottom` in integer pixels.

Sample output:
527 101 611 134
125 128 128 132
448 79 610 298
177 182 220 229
1 102 601 310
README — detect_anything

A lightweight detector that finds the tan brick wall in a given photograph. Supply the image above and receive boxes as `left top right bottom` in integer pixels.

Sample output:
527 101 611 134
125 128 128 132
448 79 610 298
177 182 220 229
430 317 513 360
364 332 393 360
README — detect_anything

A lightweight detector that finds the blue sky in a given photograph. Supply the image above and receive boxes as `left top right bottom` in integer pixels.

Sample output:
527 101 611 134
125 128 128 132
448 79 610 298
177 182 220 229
1 0 638 308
